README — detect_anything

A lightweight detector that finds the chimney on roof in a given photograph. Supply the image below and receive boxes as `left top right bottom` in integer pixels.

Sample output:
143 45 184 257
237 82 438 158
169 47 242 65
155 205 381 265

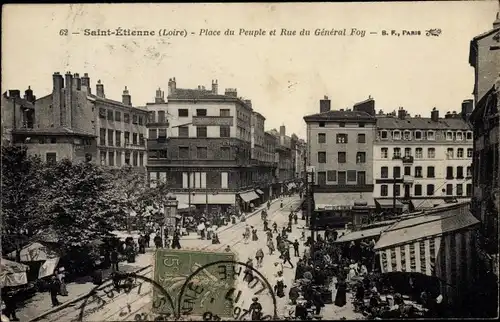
378 109 384 115
168 77 176 96
431 107 439 122
122 86 132 106
24 86 35 103
461 99 474 122
81 73 91 94
63 72 73 127
73 73 81 90
244 99 252 109
96 79 105 98
397 107 406 120
52 72 63 127
280 125 286 136
320 95 331 113
353 96 376 116
224 88 238 97
155 87 165 103
212 79 218 94
8 90 21 98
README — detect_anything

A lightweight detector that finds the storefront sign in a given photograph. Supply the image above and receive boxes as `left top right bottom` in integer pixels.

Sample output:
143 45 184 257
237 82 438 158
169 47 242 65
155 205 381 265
321 205 351 211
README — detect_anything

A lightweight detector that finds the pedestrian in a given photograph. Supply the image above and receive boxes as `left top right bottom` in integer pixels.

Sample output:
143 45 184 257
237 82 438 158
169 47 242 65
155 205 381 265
1 288 19 321
266 229 273 242
225 245 231 252
49 274 61 307
300 230 305 241
92 258 104 285
274 271 286 298
154 235 162 249
138 235 146 254
272 222 278 234
281 227 287 237
274 261 283 277
249 297 263 320
267 200 271 210
172 231 181 249
267 239 275 255
57 267 68 296
313 289 325 315
255 248 264 268
293 239 300 257
287 221 292 233
251 227 259 241
288 282 300 305
280 198 283 208
263 220 269 231
293 212 298 225
110 248 119 272
282 248 294 268
144 232 150 247
334 276 347 307
244 257 254 284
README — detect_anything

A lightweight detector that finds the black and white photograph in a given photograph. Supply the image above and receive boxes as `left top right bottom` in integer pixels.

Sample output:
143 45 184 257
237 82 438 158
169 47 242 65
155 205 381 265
1 1 499 321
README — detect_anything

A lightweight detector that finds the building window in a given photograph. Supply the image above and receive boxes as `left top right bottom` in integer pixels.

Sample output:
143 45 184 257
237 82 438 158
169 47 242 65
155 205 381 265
178 126 189 137
347 170 357 182
339 122 346 127
106 110 113 121
358 123 365 128
427 166 435 178
394 184 401 196
133 152 138 167
107 129 114 146
132 114 138 124
125 152 130 165
466 183 472 196
318 152 326 163
99 128 106 146
115 111 121 122
148 111 156 123
220 126 230 138
338 152 346 163
381 185 388 196
456 184 463 196
155 111 165 123
196 126 207 138
100 151 106 166
446 184 453 196
381 166 388 178
338 171 346 184
318 133 326 143
456 148 464 158
415 131 422 140
124 132 130 145
393 131 401 140
327 170 337 181
357 134 366 143
178 109 189 117
467 148 473 158
404 166 411 176
220 147 230 159
393 166 401 178
138 116 144 125
336 134 348 143
124 113 130 123
457 166 464 179
317 172 326 185
456 132 463 141
197 147 208 159
414 184 422 196
50 137 56 144
403 131 411 140
158 129 167 138
427 131 435 140
116 130 121 147
466 131 472 140
427 148 435 158
139 153 144 166
427 184 435 196
415 166 423 178
108 151 114 166
46 153 57 165
319 122 325 127
357 171 366 185
393 148 401 158
446 131 453 141
179 147 189 159
196 109 207 116
356 152 366 163
466 166 472 178
131 133 137 145
381 148 388 158
404 148 412 157
447 148 454 159
381 130 388 140
220 109 230 117
99 108 106 119
415 148 423 158
149 129 157 139
446 166 454 179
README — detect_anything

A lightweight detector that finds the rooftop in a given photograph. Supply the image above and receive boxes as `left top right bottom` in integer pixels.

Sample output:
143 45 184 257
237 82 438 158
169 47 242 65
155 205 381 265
88 94 148 111
303 110 376 122
376 116 471 130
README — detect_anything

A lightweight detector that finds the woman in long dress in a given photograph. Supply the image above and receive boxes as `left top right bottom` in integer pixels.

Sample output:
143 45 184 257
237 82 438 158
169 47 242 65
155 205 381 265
274 271 286 298
267 239 275 255
251 228 259 241
244 258 254 283
334 277 347 307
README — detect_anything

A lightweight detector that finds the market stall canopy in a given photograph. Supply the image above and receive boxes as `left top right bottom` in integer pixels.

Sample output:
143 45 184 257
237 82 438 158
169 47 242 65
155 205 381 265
38 257 60 279
314 192 375 210
1 258 29 287
255 189 264 195
375 199 404 208
7 242 60 262
239 191 260 202
335 225 391 243
410 198 445 210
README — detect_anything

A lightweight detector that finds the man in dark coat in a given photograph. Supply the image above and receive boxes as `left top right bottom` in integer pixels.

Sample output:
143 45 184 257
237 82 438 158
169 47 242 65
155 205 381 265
110 249 119 272
172 231 181 249
293 239 300 257
282 248 294 268
49 274 61 307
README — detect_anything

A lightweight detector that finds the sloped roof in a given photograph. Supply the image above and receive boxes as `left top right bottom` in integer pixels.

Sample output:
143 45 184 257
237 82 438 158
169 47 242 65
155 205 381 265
469 27 500 66
88 94 148 111
303 110 376 122
12 127 96 137
376 116 471 130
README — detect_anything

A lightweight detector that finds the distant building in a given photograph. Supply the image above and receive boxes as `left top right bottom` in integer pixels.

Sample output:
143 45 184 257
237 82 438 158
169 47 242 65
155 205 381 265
374 105 473 212
1 88 36 145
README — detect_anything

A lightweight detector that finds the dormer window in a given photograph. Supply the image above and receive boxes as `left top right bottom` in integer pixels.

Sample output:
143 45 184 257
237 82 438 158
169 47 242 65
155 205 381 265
380 130 388 140
393 131 401 140
446 131 453 141
427 131 435 140
456 131 463 141
466 131 473 140
414 131 422 140
403 130 411 140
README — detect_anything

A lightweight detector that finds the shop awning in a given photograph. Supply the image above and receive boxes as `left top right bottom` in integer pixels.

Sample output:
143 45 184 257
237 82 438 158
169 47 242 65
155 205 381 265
1 259 29 287
375 199 404 208
255 189 264 195
7 242 60 262
175 193 236 205
239 191 260 202
314 192 375 210
335 225 391 243
411 198 445 210
374 208 479 276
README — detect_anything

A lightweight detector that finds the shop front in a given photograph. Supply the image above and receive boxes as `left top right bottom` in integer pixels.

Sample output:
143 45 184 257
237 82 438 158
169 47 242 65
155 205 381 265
175 192 236 214
238 190 261 213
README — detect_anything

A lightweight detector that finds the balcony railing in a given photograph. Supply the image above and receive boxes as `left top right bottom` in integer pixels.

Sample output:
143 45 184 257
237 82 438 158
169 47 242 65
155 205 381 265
402 156 414 163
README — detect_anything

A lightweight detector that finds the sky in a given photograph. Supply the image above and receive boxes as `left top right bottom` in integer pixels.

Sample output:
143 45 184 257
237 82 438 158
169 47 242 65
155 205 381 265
2 2 498 139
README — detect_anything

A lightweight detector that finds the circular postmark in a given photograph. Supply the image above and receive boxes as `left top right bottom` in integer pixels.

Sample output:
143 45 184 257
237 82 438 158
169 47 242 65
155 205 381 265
177 260 278 321
77 271 176 321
